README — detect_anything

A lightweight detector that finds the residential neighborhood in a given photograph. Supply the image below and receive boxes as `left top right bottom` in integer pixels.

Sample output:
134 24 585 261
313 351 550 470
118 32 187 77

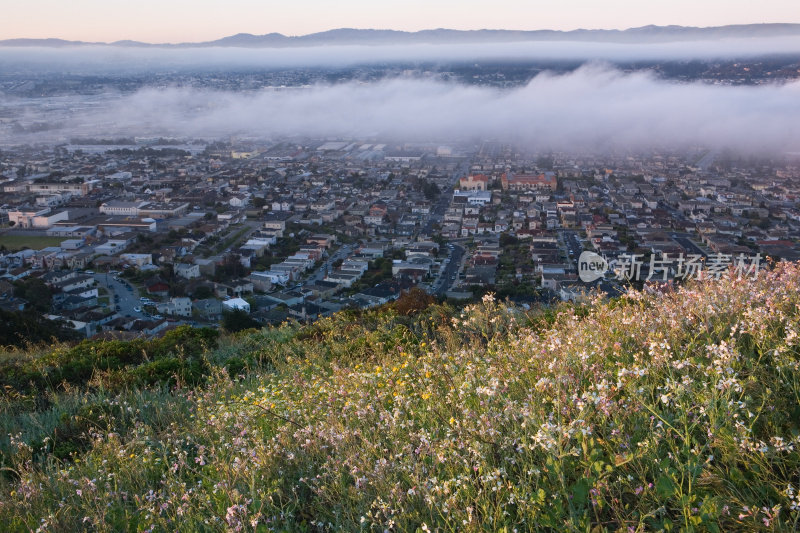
0 138 798 337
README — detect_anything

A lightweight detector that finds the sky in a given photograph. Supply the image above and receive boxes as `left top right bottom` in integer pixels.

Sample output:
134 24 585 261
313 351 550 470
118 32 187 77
3 0 799 43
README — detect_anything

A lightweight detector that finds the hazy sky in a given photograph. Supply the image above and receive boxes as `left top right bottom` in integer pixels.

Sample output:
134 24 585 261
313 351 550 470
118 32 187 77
3 0 799 43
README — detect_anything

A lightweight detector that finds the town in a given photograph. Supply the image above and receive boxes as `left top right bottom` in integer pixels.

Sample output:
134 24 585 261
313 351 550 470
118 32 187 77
0 138 798 338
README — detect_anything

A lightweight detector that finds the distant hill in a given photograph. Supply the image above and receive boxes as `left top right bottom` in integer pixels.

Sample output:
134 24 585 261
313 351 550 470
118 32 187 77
2 23 800 48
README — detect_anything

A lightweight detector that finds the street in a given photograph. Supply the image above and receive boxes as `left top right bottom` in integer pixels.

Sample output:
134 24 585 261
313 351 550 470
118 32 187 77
421 161 470 236
670 232 708 258
433 243 465 295
308 243 354 283
93 272 141 317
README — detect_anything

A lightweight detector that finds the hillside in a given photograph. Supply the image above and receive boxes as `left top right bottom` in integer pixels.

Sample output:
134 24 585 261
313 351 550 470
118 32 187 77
1 264 800 531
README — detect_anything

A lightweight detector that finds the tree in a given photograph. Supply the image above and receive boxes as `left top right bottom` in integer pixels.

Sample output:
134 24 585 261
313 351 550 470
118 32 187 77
192 285 214 300
391 287 436 316
499 233 519 247
0 309 81 347
422 181 440 201
215 254 246 281
14 278 53 312
222 309 261 333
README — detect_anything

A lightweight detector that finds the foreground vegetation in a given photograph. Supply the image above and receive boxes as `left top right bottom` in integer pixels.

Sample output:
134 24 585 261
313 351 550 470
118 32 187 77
1 265 800 531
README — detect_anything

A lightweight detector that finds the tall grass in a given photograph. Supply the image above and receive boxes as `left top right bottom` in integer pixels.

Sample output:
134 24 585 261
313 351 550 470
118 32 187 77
2 263 800 531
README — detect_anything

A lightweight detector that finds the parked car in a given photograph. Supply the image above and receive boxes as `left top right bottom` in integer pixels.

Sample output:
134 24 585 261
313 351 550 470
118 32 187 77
133 307 142 313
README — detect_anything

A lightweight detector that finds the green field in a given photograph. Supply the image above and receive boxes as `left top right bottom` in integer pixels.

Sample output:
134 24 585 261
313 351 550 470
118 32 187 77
0 234 65 251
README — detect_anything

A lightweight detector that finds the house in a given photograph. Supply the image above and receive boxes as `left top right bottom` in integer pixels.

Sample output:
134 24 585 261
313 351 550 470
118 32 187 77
263 215 289 235
324 270 360 288
228 194 249 208
247 271 275 292
29 247 62 269
46 315 93 338
120 253 153 267
193 298 222 320
391 257 433 276
560 283 592 303
146 281 170 298
51 274 95 293
306 234 336 248
240 237 274 257
129 319 168 337
354 283 403 307
261 269 291 285
459 174 489 191
102 316 139 333
301 280 339 299
57 294 98 311
156 297 193 317
263 290 305 308
95 234 135 255
174 263 201 279
41 270 80 287
222 298 251 313
215 279 253 298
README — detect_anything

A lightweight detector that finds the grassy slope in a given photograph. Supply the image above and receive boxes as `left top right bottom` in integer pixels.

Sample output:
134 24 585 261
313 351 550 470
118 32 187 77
1 264 800 531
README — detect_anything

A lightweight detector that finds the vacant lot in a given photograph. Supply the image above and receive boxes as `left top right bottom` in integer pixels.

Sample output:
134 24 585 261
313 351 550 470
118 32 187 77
0 234 65 250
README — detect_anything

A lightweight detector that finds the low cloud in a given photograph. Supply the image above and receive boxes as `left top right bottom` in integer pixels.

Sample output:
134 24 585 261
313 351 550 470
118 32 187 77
4 65 800 152
38 65 798 152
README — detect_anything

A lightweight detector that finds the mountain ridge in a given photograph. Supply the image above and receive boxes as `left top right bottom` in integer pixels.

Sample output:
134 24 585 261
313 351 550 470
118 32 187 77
2 23 800 48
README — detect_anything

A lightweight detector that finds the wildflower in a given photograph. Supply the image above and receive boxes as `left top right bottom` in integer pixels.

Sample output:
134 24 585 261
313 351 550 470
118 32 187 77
772 436 793 452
